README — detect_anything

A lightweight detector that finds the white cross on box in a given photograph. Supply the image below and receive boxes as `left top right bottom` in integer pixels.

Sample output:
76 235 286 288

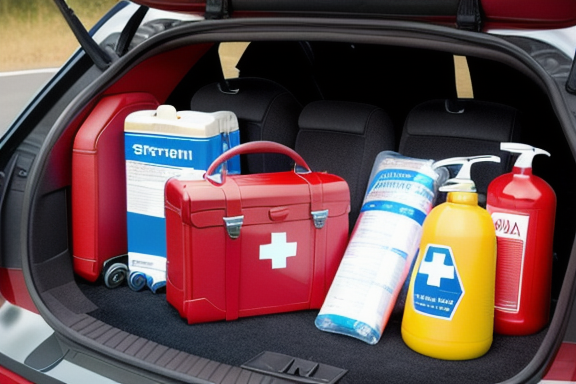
259 232 297 269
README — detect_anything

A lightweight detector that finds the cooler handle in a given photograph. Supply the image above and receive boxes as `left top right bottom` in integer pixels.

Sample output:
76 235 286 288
205 141 312 183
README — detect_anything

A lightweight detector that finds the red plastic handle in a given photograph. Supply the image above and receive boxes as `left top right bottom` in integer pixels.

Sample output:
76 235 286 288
206 141 311 177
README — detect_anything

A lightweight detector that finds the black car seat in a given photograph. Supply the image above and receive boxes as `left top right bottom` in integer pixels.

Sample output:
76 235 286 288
295 100 396 227
235 41 322 105
399 99 522 205
190 77 302 174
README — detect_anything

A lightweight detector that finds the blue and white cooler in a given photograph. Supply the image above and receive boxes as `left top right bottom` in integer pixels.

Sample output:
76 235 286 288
124 105 240 292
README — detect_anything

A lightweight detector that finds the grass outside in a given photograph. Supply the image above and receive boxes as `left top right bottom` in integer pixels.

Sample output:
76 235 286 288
0 1 249 78
0 0 118 72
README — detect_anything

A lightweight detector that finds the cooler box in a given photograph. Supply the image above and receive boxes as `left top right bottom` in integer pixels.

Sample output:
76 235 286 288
124 105 240 292
72 92 159 288
165 141 350 324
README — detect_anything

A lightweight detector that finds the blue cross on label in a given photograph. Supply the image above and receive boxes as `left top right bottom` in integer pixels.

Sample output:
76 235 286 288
259 233 297 269
412 244 464 320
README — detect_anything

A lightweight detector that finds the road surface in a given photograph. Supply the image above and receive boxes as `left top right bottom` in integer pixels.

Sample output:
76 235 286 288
0 69 58 136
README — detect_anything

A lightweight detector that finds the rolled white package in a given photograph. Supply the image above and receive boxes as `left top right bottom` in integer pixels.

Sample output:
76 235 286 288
315 151 442 344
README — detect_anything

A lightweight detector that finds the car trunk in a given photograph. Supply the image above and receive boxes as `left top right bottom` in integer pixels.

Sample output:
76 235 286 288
11 13 576 384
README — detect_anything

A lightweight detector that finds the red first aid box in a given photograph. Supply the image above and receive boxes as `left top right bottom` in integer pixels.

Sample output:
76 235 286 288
165 141 350 324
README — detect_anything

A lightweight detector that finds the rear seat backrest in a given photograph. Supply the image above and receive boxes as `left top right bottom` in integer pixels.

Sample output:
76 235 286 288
400 99 522 205
190 77 302 174
296 100 395 227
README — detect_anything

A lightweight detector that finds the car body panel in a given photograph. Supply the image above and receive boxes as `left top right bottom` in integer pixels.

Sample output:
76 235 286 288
132 0 576 29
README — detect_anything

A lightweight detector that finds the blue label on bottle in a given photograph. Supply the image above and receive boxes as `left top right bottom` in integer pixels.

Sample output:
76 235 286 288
412 244 464 320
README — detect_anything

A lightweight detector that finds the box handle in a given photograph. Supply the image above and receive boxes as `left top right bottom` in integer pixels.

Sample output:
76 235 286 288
206 141 311 184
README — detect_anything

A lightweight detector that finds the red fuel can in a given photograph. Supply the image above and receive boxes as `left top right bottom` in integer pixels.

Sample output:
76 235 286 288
487 143 556 335
72 93 159 288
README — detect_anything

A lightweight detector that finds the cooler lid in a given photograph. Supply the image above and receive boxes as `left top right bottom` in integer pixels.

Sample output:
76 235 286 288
125 106 238 138
132 0 576 30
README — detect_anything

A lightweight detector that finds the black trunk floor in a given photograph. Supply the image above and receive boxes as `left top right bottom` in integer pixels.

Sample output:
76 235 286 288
78 281 547 384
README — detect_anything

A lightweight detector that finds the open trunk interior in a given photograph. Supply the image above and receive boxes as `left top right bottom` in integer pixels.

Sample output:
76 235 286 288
15 18 576 384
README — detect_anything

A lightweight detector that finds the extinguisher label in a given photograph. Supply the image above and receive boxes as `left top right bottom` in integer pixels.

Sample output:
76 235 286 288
491 212 529 313
412 244 464 320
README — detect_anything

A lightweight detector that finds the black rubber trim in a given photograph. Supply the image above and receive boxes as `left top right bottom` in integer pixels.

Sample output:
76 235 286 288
116 5 149 56
66 314 296 384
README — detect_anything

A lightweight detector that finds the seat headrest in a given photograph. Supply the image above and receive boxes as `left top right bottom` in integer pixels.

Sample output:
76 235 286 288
191 77 299 121
403 99 519 142
299 100 389 135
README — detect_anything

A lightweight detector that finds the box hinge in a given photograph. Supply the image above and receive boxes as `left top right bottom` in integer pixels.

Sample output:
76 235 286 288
311 209 329 229
223 215 243 239
242 351 347 384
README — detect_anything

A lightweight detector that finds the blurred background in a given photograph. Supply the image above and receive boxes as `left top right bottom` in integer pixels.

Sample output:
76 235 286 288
0 1 249 133
0 0 117 132
0 0 118 71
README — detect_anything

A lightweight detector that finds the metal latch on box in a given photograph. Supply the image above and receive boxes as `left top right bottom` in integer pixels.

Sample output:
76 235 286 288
224 210 326 238
311 210 329 229
224 215 244 239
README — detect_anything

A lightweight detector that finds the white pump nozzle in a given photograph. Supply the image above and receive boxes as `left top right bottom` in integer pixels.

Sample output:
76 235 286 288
501 142 550 168
433 155 500 192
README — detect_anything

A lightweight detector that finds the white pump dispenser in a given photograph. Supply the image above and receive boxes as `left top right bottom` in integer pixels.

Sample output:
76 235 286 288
433 155 501 193
500 142 550 168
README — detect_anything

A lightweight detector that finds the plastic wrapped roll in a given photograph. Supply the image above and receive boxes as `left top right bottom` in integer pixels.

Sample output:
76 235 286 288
315 151 442 344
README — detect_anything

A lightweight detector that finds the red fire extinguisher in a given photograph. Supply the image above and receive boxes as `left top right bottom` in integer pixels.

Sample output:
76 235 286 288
486 143 556 335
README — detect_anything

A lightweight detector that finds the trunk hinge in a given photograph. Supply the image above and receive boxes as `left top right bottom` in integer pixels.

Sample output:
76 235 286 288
206 0 231 20
53 0 112 70
456 0 483 32
116 6 149 57
566 59 576 94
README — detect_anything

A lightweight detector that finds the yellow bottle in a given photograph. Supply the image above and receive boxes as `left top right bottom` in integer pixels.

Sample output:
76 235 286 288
401 156 499 360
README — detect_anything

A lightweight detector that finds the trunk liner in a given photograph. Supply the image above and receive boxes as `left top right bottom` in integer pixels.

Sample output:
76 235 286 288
78 280 548 383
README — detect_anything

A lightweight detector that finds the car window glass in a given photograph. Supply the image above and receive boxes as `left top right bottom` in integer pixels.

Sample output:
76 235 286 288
454 55 474 98
219 42 250 79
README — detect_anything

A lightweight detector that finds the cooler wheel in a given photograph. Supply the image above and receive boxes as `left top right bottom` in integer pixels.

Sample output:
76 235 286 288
103 262 128 289
128 271 147 291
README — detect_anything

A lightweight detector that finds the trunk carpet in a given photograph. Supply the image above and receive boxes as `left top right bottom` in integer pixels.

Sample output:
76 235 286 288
79 281 547 384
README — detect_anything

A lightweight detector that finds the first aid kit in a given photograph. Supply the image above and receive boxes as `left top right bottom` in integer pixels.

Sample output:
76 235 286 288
124 105 240 293
164 141 350 324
